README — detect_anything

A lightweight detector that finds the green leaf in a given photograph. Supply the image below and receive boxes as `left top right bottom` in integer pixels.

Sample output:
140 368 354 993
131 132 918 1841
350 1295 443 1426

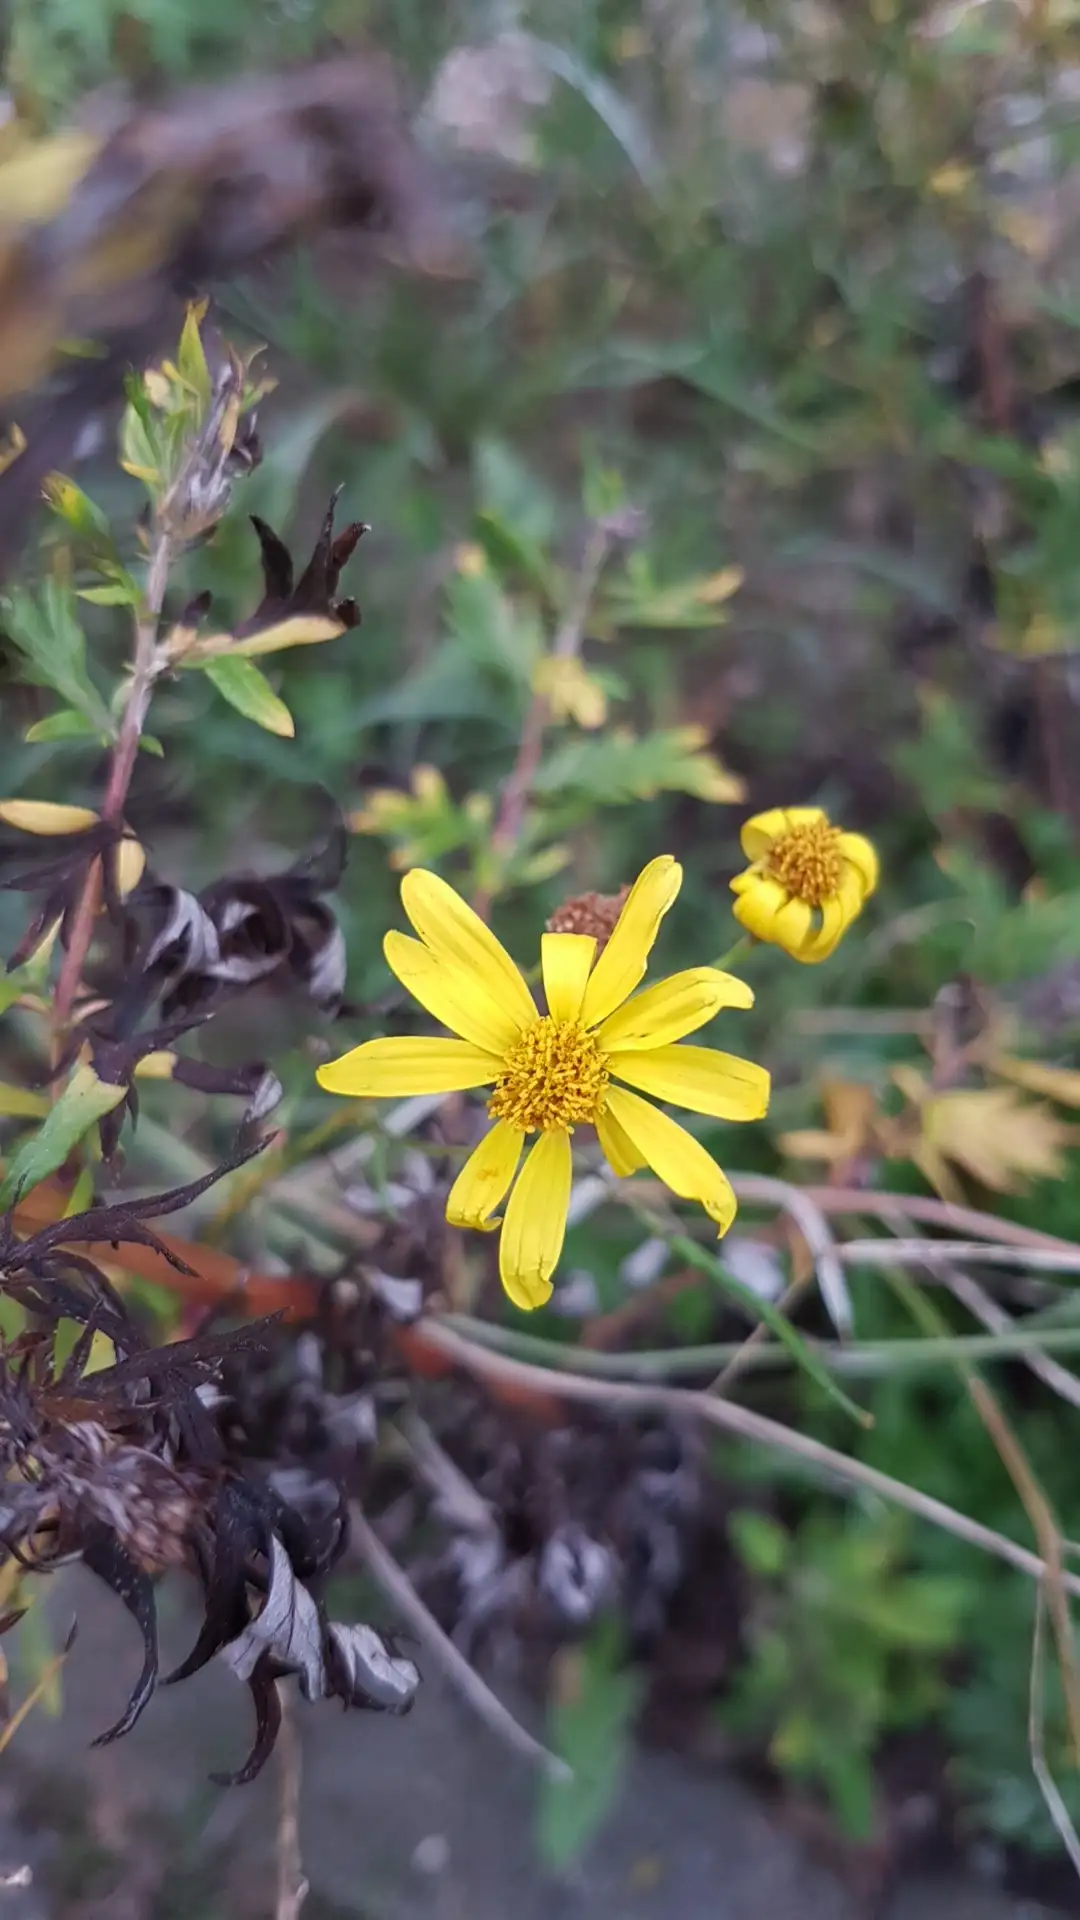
176 302 212 406
24 709 103 744
201 655 295 737
0 1066 125 1208
538 1620 643 1870
670 1233 872 1426
77 583 136 606
139 735 165 757
43 474 110 540
532 728 743 805
2 580 113 734
445 571 542 687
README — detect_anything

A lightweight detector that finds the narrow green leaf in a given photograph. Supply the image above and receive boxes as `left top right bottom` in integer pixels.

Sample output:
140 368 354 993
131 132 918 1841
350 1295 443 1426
77 583 136 606
538 1621 642 1870
0 1066 125 1207
24 709 102 744
201 654 295 737
139 735 165 756
43 474 110 540
176 302 212 406
670 1233 872 1427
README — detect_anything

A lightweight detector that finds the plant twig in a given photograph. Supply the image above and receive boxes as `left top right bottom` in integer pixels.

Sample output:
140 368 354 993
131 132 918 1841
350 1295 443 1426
475 522 611 917
417 1319 1080 1598
274 1684 309 1920
943 1267 1080 1411
347 1500 570 1781
839 1239 1080 1275
52 529 172 1031
797 1185 1080 1253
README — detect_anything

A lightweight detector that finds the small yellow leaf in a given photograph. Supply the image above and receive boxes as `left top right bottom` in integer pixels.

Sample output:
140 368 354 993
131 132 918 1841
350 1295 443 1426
0 800 98 835
991 1054 1080 1109
923 1085 1078 1193
780 1079 879 1163
133 1051 178 1080
230 615 344 658
695 566 744 606
0 1083 50 1119
115 837 146 897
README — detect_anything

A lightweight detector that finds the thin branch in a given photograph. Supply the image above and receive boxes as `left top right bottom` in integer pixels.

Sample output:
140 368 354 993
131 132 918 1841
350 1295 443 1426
398 1410 497 1535
943 1267 1080 1411
797 1185 1080 1253
475 522 612 918
347 1501 571 1781
53 529 173 1031
839 1239 1080 1275
419 1319 1080 1598
274 1684 309 1920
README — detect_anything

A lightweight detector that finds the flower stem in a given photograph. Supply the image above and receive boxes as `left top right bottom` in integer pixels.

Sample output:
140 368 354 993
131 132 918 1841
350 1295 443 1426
52 527 172 1034
710 932 754 972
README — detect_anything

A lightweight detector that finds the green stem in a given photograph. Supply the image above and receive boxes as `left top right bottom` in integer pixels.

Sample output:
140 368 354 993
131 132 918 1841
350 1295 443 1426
710 933 754 972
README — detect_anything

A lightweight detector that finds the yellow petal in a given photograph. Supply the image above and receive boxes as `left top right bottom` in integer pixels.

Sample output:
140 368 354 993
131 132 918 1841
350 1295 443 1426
446 1119 524 1230
317 1036 501 1098
609 1044 770 1122
498 1129 572 1310
771 896 814 956
839 832 879 897
731 875 788 942
739 806 824 860
115 837 146 898
580 856 682 1029
384 931 520 1054
604 1085 737 1234
596 1104 648 1176
596 967 753 1051
739 808 788 859
400 869 536 1031
541 932 596 1024
0 799 98 834
799 893 850 964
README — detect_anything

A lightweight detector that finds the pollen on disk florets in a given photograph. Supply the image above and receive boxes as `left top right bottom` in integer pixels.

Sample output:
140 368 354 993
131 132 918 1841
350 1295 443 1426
488 1017 609 1133
766 820 843 906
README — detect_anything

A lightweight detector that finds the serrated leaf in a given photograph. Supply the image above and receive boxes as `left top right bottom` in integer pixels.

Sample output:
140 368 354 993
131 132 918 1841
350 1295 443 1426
201 655 295 737
532 727 744 804
1 581 113 734
0 1066 125 1207
445 570 542 686
24 710 103 745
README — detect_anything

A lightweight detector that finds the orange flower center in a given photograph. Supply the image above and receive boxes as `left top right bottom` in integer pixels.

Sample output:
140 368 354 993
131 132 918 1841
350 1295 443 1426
766 820 843 907
488 1018 609 1133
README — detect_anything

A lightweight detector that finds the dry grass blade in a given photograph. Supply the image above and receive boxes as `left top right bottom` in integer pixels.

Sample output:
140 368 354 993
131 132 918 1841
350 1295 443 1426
1030 1592 1080 1881
725 1173 851 1333
0 1621 76 1757
944 1267 1080 1412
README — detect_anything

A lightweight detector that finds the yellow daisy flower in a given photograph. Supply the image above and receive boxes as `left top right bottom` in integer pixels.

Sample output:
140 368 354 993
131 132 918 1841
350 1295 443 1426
729 807 878 964
317 857 769 1312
